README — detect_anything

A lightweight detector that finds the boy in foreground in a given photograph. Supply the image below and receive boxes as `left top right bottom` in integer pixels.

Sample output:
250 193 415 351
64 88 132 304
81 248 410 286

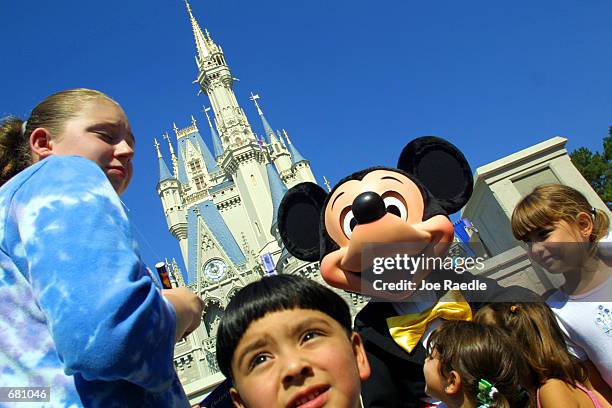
216 275 371 408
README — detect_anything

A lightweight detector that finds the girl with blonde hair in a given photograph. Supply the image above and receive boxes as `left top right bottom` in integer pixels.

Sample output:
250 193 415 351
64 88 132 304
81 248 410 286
0 89 203 407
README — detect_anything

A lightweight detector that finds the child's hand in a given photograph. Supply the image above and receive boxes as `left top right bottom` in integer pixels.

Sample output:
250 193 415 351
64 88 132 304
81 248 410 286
162 288 205 342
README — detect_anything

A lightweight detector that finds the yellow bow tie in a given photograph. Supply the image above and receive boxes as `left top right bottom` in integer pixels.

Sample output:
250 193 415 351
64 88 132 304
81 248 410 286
386 290 472 353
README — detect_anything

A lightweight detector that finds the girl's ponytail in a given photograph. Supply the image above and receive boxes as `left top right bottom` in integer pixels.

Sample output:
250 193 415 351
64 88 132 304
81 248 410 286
488 394 510 408
0 116 32 186
477 378 530 408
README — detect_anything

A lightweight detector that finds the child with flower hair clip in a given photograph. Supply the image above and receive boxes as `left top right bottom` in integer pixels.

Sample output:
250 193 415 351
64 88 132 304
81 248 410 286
423 320 533 408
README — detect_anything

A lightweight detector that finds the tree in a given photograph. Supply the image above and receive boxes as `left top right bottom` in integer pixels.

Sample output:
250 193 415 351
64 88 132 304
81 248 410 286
570 127 612 206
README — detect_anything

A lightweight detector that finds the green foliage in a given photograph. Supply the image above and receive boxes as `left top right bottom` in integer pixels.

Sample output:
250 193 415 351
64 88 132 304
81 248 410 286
570 128 612 206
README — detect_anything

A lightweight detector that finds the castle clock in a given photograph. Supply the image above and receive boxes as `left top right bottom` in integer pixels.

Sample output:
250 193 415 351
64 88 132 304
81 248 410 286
202 259 227 282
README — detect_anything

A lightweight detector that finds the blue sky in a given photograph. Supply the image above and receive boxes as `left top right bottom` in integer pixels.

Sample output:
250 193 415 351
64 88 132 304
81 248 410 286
2 0 611 271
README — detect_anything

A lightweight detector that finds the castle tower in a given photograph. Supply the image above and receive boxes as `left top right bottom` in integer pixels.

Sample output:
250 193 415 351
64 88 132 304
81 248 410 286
264 151 288 242
173 116 218 192
283 129 316 185
203 106 224 158
155 138 188 262
154 2 337 402
185 1 279 250
250 93 293 175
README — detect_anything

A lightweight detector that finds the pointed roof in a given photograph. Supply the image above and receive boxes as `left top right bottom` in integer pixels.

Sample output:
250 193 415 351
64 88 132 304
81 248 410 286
250 92 278 144
284 130 307 165
163 132 179 178
261 115 278 145
176 118 219 178
155 138 173 182
277 130 287 148
266 158 288 228
186 201 246 283
204 107 224 157
173 123 189 184
212 128 224 157
184 0 210 62
200 139 218 173
189 116 219 173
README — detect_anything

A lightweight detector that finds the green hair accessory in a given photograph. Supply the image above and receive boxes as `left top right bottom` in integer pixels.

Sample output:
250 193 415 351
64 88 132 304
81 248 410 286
476 379 498 408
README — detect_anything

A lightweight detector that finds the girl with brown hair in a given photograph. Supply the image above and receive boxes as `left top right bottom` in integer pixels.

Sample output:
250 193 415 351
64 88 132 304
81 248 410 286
0 89 203 406
476 303 610 408
423 320 533 408
511 184 611 396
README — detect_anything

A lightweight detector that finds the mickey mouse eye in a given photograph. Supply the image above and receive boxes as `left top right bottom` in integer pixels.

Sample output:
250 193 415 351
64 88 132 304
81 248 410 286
383 196 408 220
342 209 357 239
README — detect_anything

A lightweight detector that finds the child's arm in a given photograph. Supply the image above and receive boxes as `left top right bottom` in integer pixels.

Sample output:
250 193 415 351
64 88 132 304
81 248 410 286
163 287 205 342
8 156 180 392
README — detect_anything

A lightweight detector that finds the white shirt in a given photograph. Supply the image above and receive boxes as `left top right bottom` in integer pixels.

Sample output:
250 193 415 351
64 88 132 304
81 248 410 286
547 276 612 386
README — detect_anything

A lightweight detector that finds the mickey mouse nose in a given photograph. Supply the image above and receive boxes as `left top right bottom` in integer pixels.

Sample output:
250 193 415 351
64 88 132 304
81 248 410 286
352 191 386 224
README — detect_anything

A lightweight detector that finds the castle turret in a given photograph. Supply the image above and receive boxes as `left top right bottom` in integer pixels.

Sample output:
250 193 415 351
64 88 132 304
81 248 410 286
204 106 224 158
284 129 316 185
174 116 220 195
156 138 172 182
250 92 276 145
184 2 278 249
277 129 287 148
186 0 255 148
162 132 179 178
250 93 292 174
265 155 288 240
155 138 188 264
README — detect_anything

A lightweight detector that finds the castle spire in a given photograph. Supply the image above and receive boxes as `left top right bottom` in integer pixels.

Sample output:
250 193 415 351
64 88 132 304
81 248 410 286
184 0 210 63
265 154 288 231
283 129 306 164
154 137 162 159
155 138 172 181
249 92 264 116
163 132 179 178
323 176 332 192
277 130 287 148
204 106 224 157
250 92 278 144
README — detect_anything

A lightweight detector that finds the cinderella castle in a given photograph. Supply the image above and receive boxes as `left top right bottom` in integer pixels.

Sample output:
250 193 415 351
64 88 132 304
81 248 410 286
154 1 368 402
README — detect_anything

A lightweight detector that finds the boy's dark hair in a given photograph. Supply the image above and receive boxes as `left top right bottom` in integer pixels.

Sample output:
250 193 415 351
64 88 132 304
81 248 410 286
215 275 352 379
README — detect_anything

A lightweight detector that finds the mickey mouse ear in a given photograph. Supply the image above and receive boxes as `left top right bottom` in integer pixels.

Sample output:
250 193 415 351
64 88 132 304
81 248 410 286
278 182 328 262
397 136 473 214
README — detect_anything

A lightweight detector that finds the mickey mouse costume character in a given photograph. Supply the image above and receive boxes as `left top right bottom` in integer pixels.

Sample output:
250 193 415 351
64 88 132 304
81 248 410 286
278 137 539 408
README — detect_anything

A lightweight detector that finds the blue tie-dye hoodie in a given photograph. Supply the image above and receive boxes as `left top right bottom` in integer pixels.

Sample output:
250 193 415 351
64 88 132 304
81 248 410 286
0 156 189 407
